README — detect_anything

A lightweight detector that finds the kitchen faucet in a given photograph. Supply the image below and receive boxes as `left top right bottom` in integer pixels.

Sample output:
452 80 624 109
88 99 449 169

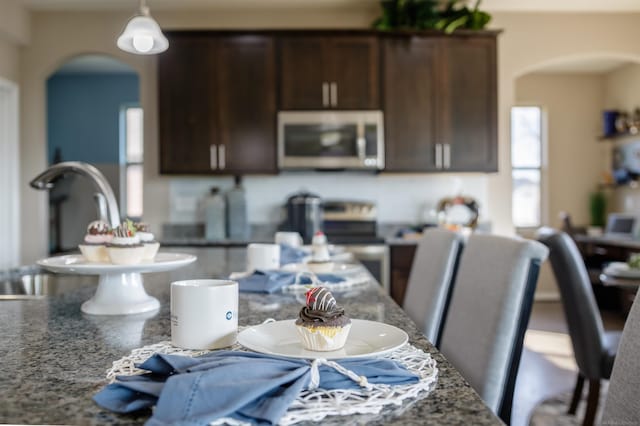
30 161 121 228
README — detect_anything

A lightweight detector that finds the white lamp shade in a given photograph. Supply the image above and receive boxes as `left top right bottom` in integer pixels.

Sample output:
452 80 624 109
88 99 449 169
117 15 168 55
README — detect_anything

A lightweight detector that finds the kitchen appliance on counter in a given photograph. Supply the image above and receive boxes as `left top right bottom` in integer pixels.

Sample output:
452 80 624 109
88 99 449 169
321 199 388 290
278 111 384 170
281 191 323 244
322 200 381 243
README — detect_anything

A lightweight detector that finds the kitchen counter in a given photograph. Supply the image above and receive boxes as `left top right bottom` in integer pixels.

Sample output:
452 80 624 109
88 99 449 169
0 247 501 425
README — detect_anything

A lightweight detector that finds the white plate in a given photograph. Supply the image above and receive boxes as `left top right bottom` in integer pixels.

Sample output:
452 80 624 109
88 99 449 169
37 252 197 275
280 262 362 275
238 319 408 360
604 262 640 279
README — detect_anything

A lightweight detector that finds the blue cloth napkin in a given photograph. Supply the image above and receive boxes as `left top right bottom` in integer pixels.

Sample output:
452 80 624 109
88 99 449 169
236 270 344 293
279 244 308 266
94 350 419 426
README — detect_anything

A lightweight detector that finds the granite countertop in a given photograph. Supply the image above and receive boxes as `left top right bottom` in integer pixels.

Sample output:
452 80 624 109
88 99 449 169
0 247 502 425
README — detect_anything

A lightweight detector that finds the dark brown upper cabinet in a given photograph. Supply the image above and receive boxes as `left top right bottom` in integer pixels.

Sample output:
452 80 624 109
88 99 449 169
279 35 380 110
383 34 497 173
159 33 277 175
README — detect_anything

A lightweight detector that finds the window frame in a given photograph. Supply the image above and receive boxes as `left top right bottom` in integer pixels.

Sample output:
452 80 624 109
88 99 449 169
511 104 548 231
119 104 144 221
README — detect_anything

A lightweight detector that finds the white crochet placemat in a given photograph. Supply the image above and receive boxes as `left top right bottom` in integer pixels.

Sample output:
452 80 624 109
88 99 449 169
106 335 438 425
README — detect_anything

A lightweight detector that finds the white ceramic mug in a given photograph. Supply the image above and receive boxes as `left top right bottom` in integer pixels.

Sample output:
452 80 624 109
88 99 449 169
275 231 303 247
247 243 280 272
171 279 238 350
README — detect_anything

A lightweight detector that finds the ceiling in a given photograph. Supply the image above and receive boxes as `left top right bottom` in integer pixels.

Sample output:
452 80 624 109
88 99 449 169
20 0 640 12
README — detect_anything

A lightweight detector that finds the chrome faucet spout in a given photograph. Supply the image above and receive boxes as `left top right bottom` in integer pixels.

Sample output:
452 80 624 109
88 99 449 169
30 161 121 228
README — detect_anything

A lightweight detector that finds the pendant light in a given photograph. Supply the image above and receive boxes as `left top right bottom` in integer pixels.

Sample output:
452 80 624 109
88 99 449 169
117 0 168 55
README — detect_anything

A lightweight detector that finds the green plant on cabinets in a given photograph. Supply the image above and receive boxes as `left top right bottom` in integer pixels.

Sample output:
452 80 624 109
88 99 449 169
372 0 492 33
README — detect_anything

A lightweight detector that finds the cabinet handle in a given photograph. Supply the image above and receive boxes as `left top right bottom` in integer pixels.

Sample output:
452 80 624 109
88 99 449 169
443 144 451 169
322 82 329 107
210 144 217 170
330 82 338 107
218 144 226 170
435 144 443 169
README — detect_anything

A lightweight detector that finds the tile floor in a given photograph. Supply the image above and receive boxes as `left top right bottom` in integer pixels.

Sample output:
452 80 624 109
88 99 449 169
511 301 625 426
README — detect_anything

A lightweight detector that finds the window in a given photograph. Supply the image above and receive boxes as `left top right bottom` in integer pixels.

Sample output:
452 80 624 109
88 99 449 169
511 106 543 228
121 106 143 219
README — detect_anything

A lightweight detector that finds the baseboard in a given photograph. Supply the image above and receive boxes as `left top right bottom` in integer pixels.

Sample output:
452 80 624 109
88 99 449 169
534 292 561 302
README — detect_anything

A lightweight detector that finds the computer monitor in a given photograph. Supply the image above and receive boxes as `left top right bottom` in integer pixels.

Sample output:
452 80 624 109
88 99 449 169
605 213 638 238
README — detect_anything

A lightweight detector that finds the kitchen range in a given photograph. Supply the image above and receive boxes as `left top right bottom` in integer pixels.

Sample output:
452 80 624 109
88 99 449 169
281 194 389 290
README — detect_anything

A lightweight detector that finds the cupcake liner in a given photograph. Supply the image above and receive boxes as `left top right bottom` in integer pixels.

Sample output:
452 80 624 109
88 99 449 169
78 245 109 263
107 246 145 265
142 242 160 260
296 323 352 351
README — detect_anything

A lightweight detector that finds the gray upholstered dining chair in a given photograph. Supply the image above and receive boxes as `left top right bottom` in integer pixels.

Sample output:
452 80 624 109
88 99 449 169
601 287 640 425
402 228 463 348
439 233 548 423
536 228 621 426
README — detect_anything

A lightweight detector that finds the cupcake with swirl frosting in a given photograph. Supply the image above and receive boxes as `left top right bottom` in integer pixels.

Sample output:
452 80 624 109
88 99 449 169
295 287 352 351
134 222 160 260
78 220 112 262
106 221 144 265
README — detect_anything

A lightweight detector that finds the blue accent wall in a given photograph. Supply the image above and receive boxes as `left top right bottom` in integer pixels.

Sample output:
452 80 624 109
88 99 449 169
46 73 139 164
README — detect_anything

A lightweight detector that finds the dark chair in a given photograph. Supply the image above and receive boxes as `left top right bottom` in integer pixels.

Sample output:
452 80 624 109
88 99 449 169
602 286 640 424
439 233 548 423
536 228 621 426
402 228 463 347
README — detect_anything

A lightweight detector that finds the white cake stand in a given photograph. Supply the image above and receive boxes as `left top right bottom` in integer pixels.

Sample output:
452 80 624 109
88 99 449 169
37 252 197 315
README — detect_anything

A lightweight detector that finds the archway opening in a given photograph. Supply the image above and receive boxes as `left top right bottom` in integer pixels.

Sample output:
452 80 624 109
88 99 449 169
46 54 140 253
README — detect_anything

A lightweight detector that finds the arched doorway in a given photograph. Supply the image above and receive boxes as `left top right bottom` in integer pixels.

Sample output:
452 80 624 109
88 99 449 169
46 54 141 253
513 54 640 232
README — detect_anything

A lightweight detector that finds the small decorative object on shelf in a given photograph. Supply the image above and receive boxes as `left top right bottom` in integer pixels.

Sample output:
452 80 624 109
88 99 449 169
601 107 640 140
603 110 619 137
372 0 491 33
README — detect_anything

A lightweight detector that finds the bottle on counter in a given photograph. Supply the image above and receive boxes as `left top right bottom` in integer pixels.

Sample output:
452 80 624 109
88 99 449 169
204 187 226 241
226 175 250 241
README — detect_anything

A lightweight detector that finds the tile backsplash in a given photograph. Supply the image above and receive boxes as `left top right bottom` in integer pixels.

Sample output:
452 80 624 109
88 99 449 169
169 172 489 225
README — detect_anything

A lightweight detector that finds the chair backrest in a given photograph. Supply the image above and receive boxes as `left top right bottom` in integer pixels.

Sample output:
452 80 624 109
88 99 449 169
536 228 607 379
602 291 640 424
403 228 463 347
439 233 548 422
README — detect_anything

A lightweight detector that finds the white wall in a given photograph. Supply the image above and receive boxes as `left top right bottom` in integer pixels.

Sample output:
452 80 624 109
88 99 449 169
17 8 640 263
515 73 607 228
0 78 20 268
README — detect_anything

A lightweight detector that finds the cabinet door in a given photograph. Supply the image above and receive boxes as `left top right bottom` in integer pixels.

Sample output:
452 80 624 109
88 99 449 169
217 35 277 174
383 37 440 172
327 36 380 109
279 37 327 110
439 37 497 172
158 35 217 174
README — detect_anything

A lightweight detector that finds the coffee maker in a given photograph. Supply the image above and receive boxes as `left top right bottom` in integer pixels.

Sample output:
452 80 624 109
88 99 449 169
281 191 323 243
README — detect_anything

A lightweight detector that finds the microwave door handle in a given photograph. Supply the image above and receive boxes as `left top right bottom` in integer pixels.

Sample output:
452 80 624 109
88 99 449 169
357 123 366 160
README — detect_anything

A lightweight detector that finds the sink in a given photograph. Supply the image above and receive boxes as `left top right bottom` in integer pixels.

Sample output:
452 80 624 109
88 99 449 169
0 267 53 299
0 266 94 300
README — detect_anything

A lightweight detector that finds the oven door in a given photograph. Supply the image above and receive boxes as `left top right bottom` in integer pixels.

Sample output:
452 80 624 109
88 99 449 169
278 111 384 170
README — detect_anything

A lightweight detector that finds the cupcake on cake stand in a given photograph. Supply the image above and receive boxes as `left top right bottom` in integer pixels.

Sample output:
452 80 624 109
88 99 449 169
38 252 196 315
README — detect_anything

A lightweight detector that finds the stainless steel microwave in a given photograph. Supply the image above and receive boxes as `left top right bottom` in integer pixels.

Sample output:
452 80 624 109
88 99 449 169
277 111 384 170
